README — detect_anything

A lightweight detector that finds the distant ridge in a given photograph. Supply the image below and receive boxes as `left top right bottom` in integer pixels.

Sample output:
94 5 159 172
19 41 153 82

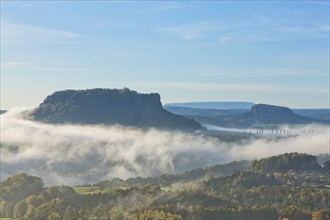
235 104 315 125
165 103 319 128
164 106 236 117
164 102 255 110
30 88 201 131
292 109 330 123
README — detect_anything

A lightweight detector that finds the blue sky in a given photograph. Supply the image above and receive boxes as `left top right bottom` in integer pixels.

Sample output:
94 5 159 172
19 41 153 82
1 1 329 109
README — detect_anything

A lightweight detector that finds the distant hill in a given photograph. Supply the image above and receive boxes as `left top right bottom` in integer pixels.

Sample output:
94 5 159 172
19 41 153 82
0 173 44 202
165 105 330 124
252 152 322 174
166 104 318 128
292 109 330 123
233 104 315 126
30 88 201 131
164 102 254 110
164 106 237 117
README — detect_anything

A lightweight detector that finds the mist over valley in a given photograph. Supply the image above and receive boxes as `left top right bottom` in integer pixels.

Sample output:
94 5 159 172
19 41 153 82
1 89 328 187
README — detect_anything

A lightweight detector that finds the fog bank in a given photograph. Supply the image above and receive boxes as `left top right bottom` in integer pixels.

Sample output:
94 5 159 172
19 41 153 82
1 108 328 185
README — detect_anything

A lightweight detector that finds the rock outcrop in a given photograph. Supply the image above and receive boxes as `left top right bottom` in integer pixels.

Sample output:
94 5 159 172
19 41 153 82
30 88 201 131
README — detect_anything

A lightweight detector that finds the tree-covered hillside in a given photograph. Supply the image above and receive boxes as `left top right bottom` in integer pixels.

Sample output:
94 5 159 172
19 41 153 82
252 152 322 174
1 153 329 220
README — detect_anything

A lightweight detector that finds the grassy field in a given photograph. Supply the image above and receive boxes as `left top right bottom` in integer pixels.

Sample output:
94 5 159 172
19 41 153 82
73 186 131 194
160 186 172 192
72 186 103 194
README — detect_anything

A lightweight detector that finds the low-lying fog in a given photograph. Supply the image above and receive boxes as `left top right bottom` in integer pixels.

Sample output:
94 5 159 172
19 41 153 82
1 108 329 185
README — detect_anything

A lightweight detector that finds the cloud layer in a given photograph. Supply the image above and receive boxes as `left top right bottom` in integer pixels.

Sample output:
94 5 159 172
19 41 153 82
1 22 82 44
1 108 328 185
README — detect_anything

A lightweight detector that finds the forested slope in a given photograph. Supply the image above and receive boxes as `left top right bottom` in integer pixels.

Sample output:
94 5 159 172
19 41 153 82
1 153 329 219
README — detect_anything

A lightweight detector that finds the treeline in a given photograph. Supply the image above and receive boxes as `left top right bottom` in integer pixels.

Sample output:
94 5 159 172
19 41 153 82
92 160 251 188
1 153 329 220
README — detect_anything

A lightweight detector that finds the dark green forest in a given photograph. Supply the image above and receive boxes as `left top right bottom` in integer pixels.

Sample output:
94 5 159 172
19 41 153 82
1 153 329 220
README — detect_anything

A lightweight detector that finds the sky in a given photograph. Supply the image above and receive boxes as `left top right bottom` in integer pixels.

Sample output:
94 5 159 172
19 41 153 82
1 1 329 109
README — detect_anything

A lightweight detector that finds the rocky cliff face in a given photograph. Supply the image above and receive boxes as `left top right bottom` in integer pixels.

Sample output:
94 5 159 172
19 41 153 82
250 104 293 118
238 104 314 124
30 88 201 130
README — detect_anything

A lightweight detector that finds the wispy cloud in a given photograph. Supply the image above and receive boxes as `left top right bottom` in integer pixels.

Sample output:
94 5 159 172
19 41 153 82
130 81 328 94
302 0 330 6
143 2 179 13
218 35 232 44
1 61 111 73
156 13 329 43
1 22 83 44
157 22 220 40
188 66 328 79
1 61 30 67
